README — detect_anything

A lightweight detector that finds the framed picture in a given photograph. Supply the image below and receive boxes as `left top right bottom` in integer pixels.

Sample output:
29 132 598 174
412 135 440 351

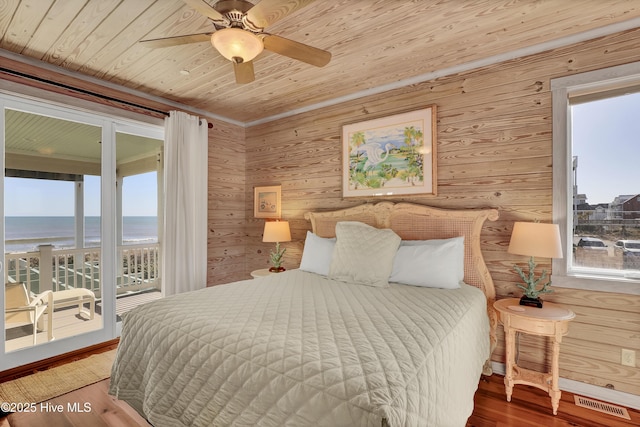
254 185 281 218
342 106 437 197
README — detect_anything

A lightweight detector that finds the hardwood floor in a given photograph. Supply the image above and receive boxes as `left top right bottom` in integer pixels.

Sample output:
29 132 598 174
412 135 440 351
468 375 639 427
0 379 148 427
1 373 637 426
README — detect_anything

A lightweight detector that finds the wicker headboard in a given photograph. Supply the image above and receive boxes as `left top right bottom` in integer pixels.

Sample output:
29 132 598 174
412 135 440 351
304 201 499 374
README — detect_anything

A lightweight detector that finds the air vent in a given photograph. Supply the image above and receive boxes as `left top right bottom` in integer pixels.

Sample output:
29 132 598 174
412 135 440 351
574 396 631 420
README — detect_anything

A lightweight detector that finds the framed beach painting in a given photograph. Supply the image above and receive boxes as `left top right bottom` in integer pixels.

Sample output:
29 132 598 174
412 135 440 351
342 106 437 197
254 185 281 218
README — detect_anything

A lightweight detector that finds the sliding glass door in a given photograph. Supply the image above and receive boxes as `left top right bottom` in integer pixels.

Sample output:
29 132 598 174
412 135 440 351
0 94 163 370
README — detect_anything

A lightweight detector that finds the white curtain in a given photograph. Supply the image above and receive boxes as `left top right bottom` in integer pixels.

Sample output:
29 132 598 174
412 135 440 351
162 111 208 296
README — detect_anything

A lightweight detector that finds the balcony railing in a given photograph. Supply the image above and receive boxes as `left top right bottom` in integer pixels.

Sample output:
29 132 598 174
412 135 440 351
4 243 160 298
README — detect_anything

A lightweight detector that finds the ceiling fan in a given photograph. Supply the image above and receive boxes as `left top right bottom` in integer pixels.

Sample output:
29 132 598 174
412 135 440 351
140 0 331 83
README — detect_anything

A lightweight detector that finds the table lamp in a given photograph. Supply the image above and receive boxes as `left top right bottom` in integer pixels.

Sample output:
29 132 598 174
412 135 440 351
507 221 563 307
262 220 291 272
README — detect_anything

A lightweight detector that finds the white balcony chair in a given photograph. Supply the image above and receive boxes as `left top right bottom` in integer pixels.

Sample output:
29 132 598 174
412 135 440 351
5 283 53 345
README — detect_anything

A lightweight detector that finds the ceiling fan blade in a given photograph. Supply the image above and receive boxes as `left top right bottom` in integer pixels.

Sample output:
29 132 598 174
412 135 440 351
263 34 330 67
140 33 213 48
183 0 229 25
245 0 316 30
234 60 255 83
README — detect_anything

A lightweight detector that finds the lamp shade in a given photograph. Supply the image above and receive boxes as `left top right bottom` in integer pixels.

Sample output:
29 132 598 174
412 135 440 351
263 221 291 243
508 222 563 259
211 28 264 63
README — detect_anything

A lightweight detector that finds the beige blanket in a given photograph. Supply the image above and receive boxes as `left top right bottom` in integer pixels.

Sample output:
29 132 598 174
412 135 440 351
109 270 489 426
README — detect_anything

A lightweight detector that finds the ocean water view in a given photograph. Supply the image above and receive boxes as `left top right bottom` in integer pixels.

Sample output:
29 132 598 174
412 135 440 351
5 216 158 253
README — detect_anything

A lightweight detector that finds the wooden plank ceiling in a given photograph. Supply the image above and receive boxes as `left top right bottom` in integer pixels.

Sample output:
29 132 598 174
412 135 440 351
1 0 640 124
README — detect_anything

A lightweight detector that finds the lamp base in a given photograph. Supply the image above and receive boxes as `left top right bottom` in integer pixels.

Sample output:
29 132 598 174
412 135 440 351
269 267 286 273
519 295 543 308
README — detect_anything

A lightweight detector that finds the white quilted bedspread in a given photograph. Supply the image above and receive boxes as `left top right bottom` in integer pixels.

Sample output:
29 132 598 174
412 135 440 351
109 270 489 427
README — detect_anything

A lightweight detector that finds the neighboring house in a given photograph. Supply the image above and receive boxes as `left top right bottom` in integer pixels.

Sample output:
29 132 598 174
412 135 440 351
606 194 640 220
575 202 608 222
620 194 640 220
609 194 635 219
575 202 592 225
592 203 609 221
574 202 608 236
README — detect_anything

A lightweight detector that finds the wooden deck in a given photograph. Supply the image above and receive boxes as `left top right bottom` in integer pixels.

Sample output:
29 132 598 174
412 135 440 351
112 290 162 318
5 291 161 353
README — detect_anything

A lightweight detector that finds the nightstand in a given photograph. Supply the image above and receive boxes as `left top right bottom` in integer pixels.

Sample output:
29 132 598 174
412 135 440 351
494 298 575 415
250 268 273 278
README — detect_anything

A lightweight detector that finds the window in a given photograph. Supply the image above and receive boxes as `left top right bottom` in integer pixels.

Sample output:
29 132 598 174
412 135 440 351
552 62 640 294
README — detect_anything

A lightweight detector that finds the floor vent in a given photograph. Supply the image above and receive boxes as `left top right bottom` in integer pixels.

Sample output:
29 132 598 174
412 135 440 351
574 396 631 420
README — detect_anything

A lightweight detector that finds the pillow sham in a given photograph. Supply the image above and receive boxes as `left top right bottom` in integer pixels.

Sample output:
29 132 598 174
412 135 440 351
329 221 401 287
299 231 336 276
389 236 464 289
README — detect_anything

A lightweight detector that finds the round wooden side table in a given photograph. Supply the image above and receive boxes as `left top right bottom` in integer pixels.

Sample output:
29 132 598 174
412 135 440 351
494 298 575 415
250 268 273 278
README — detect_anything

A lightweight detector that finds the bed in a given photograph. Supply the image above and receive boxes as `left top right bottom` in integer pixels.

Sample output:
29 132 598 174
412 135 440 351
109 201 499 427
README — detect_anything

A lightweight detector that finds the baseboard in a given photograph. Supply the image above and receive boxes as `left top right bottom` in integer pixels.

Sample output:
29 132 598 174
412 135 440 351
491 361 639 410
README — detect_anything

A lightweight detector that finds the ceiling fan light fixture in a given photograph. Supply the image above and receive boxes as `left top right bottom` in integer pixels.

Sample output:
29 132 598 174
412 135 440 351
211 28 263 63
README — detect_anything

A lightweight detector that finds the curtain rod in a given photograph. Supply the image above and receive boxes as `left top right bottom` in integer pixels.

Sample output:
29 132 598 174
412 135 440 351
0 67 169 116
0 67 214 128
0 67 213 129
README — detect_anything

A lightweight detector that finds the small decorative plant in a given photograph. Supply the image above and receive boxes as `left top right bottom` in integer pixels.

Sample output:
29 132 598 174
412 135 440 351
513 256 553 306
269 242 286 272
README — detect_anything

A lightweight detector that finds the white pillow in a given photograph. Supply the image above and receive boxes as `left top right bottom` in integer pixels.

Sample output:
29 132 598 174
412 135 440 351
329 221 401 287
389 237 464 289
299 231 336 276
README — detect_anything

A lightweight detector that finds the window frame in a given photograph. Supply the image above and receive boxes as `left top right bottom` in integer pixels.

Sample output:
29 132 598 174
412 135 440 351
551 61 640 296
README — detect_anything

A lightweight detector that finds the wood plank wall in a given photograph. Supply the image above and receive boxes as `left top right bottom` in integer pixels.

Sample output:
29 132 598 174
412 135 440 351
244 28 640 396
207 122 247 284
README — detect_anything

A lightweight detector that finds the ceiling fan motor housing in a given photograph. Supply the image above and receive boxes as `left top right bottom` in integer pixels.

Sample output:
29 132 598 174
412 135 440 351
213 0 261 33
